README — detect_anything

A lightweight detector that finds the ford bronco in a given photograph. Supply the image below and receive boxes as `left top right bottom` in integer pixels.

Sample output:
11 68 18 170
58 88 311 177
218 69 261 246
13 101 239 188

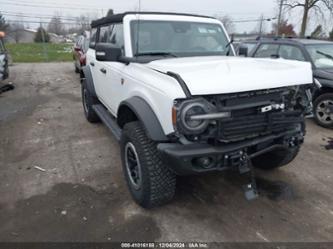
82 12 313 208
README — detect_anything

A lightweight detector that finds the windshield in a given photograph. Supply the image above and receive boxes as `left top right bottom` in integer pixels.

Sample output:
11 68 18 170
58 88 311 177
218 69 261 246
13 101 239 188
306 44 333 69
131 20 232 57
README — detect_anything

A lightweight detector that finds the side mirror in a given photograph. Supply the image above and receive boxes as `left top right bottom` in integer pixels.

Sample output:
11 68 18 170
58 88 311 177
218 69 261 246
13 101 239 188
95 43 122 62
238 46 248 57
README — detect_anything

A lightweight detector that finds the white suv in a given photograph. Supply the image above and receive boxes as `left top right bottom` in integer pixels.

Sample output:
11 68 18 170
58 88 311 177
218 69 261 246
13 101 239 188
82 12 313 208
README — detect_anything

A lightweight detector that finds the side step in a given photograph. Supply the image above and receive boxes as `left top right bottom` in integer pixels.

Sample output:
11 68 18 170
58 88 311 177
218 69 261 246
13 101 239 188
92 104 122 141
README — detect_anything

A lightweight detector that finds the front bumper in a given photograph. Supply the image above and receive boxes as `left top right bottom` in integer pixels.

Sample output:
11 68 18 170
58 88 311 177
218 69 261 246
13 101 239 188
157 130 304 175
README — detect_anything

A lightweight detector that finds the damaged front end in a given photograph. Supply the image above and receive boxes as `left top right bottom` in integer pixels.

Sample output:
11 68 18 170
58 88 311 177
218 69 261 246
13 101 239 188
158 85 313 200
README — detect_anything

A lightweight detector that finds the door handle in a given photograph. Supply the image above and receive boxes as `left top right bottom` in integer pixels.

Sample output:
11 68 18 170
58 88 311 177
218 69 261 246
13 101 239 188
90 62 95 66
100 68 107 74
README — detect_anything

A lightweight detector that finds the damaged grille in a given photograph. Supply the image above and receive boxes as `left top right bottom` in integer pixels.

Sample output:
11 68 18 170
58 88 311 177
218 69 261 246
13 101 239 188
205 87 305 142
217 110 303 142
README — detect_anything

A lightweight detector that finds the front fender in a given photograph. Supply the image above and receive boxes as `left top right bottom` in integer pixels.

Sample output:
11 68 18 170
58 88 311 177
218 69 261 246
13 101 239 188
118 97 169 142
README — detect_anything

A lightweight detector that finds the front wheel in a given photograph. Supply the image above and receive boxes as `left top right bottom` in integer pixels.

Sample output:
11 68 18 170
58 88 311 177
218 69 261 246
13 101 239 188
252 146 300 170
121 121 176 208
313 93 333 129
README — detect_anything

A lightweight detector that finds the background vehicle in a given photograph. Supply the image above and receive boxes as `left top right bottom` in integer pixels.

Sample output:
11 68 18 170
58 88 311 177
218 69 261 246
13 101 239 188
241 37 333 128
236 39 258 56
0 32 9 81
82 12 313 208
73 33 90 76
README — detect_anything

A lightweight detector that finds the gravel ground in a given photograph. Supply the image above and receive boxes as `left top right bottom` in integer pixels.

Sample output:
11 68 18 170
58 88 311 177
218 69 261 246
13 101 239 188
0 63 332 243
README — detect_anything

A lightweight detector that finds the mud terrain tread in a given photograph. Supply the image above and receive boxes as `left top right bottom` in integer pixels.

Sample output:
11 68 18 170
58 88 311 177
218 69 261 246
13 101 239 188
81 80 100 123
121 121 176 208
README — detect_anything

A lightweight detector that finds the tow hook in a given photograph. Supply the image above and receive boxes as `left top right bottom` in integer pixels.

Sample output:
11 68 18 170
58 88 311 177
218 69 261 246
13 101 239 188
238 153 258 201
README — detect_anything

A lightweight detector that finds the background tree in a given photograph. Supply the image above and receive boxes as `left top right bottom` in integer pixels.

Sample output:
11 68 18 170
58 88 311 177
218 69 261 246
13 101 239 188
310 24 325 38
272 19 296 36
329 28 333 40
283 0 333 37
74 15 91 34
34 27 50 43
215 15 235 34
106 9 114 17
0 13 9 32
48 15 64 35
7 22 25 43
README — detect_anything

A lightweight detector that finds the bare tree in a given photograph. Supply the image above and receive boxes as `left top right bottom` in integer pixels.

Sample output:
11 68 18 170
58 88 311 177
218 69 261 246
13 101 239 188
48 15 64 35
8 22 25 43
215 15 235 33
283 0 333 37
75 15 91 34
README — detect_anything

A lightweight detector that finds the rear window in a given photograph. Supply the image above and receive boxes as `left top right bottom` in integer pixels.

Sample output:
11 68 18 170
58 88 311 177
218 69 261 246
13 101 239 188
89 28 97 49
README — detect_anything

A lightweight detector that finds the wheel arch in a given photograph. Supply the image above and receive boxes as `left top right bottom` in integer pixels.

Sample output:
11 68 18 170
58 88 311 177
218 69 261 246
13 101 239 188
117 97 169 142
82 66 97 98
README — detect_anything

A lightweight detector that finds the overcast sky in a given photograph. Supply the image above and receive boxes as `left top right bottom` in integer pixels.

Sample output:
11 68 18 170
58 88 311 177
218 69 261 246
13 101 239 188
1 0 332 34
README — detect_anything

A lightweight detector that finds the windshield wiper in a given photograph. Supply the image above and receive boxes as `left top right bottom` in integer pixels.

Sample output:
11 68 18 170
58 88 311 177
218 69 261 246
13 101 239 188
135 52 178 58
316 50 333 60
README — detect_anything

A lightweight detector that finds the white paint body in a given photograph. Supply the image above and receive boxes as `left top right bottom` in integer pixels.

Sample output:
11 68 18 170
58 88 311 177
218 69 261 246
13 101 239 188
86 14 313 135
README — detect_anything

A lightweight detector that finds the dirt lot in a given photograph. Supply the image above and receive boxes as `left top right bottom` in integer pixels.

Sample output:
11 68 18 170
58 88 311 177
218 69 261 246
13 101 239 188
0 63 332 242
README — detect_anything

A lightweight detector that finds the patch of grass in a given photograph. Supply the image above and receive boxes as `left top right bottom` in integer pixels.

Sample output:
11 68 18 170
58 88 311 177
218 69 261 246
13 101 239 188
6 43 73 63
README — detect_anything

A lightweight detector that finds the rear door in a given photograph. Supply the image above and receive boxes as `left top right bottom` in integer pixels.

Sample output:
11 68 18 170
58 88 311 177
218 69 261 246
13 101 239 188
92 24 113 110
86 28 99 89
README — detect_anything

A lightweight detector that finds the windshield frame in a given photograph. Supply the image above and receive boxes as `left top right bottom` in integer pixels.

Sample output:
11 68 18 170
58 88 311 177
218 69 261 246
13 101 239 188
129 19 234 58
305 43 333 70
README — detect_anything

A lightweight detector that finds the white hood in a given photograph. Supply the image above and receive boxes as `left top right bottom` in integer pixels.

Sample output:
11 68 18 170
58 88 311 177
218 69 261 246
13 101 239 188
147 56 313 95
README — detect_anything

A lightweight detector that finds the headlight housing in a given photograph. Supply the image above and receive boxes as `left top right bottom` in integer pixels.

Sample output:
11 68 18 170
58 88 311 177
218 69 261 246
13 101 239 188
173 98 224 135
180 102 209 133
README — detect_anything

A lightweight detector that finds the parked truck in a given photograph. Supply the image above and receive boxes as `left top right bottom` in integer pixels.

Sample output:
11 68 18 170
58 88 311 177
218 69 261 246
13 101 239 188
81 12 313 208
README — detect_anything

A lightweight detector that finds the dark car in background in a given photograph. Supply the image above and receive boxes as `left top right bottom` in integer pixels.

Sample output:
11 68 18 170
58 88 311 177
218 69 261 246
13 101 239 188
0 32 9 81
240 37 333 128
236 39 258 56
73 34 89 76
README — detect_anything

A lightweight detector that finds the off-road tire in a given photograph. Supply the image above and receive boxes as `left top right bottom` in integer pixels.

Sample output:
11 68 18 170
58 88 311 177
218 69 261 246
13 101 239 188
313 93 333 129
121 121 176 208
81 80 100 123
252 146 300 170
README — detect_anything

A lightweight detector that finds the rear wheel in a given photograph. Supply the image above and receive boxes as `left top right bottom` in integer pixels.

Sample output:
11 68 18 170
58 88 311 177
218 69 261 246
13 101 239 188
313 93 333 129
252 146 300 170
74 61 80 73
121 121 176 208
81 80 100 123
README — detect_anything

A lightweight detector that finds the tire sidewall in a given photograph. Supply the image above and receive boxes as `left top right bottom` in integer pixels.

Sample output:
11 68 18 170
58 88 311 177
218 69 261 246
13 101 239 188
120 130 151 206
81 82 91 119
81 80 99 123
313 93 333 129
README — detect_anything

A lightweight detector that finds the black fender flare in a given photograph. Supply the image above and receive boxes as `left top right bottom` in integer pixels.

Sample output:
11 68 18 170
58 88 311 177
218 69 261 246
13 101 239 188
118 97 169 142
82 66 97 98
